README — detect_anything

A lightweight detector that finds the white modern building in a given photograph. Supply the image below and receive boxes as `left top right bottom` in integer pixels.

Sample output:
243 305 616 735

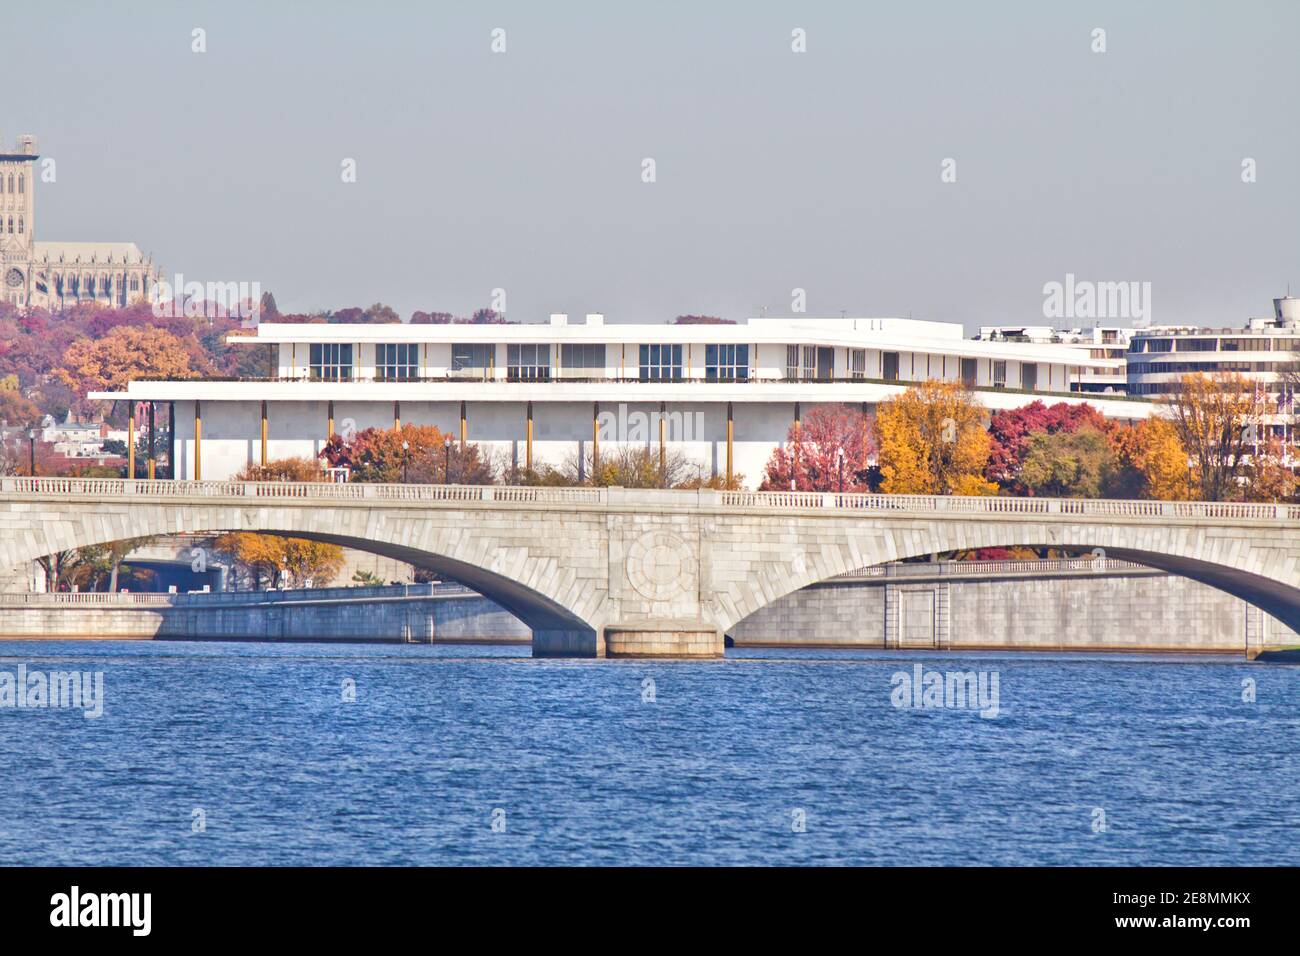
92 314 1150 487
975 325 1133 394
1126 296 1300 398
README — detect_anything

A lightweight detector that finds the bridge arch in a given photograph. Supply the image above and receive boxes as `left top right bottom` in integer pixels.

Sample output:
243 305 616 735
2 500 607 653
714 514 1300 637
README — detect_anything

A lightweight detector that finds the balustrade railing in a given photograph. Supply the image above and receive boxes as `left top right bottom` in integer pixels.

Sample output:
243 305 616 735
1 476 1296 521
840 557 1150 579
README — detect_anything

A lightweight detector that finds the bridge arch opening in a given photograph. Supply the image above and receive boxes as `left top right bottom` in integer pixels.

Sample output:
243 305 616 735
725 535 1300 652
23 527 597 654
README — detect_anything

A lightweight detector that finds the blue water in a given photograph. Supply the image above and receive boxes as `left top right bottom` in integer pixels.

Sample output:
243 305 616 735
0 641 1295 865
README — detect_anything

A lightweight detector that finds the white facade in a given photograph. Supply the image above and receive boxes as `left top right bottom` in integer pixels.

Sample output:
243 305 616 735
1127 297 1300 399
93 314 1150 487
976 324 1133 394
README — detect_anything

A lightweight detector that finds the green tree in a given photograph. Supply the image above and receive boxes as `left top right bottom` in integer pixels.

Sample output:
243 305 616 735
1019 427 1117 498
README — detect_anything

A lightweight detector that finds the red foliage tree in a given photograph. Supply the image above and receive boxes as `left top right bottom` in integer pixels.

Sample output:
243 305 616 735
986 400 1108 491
760 404 877 492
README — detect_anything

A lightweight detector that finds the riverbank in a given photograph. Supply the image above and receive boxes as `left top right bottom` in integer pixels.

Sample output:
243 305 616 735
1253 647 1300 662
0 583 530 644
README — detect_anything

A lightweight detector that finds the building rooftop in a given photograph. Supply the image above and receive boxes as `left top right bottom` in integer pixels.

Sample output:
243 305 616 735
32 242 151 265
228 315 1119 368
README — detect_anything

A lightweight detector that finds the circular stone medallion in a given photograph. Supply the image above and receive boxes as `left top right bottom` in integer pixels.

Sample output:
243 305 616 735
625 530 695 601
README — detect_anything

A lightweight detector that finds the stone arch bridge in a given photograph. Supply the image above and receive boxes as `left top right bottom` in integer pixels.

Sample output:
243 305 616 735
2 477 1299 657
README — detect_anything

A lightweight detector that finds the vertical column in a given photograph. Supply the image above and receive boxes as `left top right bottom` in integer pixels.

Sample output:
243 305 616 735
726 401 734 487
592 401 600 474
168 402 175 479
147 402 156 479
525 401 534 471
127 404 136 480
260 400 268 467
659 401 667 480
327 400 335 440
394 401 401 431
793 401 801 475
194 400 202 481
460 400 467 448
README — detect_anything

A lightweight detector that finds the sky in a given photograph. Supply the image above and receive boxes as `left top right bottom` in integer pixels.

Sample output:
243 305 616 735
7 0 1299 330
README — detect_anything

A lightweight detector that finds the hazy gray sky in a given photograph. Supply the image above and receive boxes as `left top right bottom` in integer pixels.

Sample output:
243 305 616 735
8 0 1298 329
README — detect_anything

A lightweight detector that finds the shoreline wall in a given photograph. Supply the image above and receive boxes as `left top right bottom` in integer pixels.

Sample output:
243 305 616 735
728 561 1299 653
1 561 1296 653
0 584 530 643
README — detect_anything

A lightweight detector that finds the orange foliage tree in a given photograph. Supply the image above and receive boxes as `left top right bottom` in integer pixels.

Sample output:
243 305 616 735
874 381 996 495
56 326 201 417
322 424 492 484
235 457 327 482
214 533 344 590
1163 373 1274 501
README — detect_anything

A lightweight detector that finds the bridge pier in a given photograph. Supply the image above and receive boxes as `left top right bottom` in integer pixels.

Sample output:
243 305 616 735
602 625 723 659
530 626 724 659
531 628 604 658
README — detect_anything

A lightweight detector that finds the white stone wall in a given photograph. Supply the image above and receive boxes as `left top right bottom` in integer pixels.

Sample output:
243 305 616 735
731 570 1300 651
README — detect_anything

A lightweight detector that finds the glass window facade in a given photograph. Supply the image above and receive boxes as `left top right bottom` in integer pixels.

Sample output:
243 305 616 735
849 348 866 379
507 343 552 381
639 344 683 381
560 343 606 376
451 343 494 375
705 343 749 381
376 343 418 381
309 343 353 381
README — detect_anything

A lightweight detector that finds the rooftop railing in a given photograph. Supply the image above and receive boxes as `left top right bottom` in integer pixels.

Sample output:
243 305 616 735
1 476 1297 521
123 373 1150 403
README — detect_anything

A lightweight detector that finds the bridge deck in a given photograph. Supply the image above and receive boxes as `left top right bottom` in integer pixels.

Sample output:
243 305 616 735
1 477 1295 522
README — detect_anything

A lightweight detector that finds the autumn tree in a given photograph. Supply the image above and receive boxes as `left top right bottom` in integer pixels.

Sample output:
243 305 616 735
1019 427 1117 498
0 375 40 427
235 457 326 482
760 404 876 492
214 533 345 590
986 400 1108 492
326 424 492 484
56 326 200 417
1242 437 1297 502
874 381 996 495
1163 373 1270 501
1110 416 1190 500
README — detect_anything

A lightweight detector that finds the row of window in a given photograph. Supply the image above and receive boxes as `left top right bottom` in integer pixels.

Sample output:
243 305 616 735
307 343 750 382
53 275 144 292
0 174 25 194
1128 360 1294 374
1130 337 1300 353
4 217 23 234
301 343 1049 388
1130 382 1295 397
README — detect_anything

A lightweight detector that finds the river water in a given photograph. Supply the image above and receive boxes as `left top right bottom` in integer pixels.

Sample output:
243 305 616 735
0 641 1295 866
